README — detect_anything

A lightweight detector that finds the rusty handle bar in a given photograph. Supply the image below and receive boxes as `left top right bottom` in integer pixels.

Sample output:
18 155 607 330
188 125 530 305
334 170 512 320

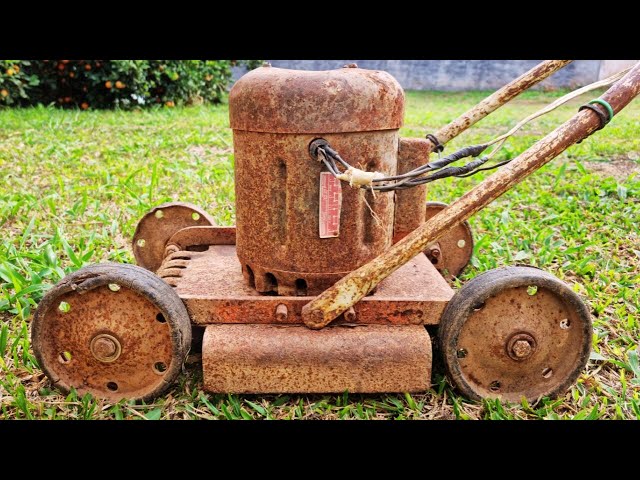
429 60 572 148
302 62 640 330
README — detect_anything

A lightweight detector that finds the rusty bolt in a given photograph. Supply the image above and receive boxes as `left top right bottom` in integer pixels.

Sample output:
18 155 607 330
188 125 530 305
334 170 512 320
275 304 288 322
512 340 532 358
506 333 536 361
428 246 441 258
90 334 122 363
344 307 357 323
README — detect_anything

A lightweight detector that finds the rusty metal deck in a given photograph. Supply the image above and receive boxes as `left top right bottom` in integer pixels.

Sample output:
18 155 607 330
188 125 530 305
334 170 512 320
164 244 453 326
203 324 432 393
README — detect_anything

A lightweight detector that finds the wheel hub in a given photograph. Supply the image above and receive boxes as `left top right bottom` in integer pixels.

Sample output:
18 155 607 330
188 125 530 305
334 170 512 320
90 333 122 363
506 332 536 361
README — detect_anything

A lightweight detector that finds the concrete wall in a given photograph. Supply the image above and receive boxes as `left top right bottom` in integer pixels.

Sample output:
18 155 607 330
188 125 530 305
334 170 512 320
232 60 604 91
599 60 638 79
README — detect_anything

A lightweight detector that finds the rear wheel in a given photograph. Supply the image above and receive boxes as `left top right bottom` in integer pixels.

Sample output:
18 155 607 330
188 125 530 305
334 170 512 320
132 202 215 272
424 201 474 279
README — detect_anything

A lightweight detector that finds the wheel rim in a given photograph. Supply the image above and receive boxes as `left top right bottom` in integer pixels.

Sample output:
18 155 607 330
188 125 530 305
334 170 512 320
32 263 191 402
132 202 215 272
440 266 591 403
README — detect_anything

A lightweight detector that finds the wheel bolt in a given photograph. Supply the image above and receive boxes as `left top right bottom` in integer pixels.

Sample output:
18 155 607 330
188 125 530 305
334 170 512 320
512 339 533 358
90 334 122 363
506 332 536 361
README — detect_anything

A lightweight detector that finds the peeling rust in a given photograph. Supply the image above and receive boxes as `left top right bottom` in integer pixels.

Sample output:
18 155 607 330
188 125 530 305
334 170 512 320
229 66 404 133
233 130 398 295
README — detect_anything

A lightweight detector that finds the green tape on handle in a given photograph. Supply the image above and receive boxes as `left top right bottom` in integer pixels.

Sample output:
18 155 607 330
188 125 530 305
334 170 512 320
589 99 614 124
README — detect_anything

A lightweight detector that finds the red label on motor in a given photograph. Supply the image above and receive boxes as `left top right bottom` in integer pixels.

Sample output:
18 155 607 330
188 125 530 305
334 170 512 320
319 172 342 238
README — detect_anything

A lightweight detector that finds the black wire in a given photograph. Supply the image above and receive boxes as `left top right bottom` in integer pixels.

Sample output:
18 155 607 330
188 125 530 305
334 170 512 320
317 142 501 191
455 159 512 177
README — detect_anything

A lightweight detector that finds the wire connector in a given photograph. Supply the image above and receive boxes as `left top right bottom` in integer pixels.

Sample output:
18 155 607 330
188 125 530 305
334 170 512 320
336 167 384 187
425 133 445 153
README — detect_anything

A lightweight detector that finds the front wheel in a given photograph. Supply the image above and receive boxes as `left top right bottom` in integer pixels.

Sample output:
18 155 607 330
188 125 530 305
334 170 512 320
439 266 592 403
32 263 192 402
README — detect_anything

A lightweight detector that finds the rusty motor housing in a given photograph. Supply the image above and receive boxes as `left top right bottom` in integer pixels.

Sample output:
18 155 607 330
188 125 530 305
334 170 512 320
229 65 417 296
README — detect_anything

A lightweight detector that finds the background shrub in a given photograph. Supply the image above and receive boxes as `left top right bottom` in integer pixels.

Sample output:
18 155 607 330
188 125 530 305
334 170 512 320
0 60 40 106
0 60 259 109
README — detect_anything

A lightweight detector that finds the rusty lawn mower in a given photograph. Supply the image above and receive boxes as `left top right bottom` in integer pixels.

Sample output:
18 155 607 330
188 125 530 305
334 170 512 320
31 60 640 404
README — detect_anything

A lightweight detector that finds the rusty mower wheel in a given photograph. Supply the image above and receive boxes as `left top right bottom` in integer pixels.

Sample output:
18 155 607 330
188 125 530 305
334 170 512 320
424 201 473 279
32 263 191 402
132 202 215 272
439 266 591 403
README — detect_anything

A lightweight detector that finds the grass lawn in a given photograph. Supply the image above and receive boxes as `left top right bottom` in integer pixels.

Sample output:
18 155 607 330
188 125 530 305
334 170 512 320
1 88 639 420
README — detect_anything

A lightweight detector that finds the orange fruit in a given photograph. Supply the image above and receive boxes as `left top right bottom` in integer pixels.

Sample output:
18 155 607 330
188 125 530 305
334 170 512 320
0 89 8 98
6 68 15 76
81 102 89 110
69 72 75 78
105 81 113 89
64 97 71 103
85 64 91 71
115 81 125 89
14 65 20 73
205 74 213 81
165 100 175 107
58 63 65 71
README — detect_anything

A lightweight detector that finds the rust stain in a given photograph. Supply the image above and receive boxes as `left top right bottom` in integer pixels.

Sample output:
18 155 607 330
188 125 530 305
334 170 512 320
173 244 452 326
167 226 236 251
422 201 474 280
229 66 404 133
393 138 430 243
